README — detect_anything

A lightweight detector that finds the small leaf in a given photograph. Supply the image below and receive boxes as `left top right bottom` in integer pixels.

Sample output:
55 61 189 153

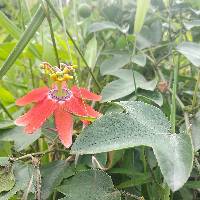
88 21 123 33
100 54 130 76
0 162 34 200
0 157 9 166
0 166 15 193
56 169 121 200
191 111 200 151
0 5 45 79
177 42 200 67
134 0 150 33
183 20 200 30
0 127 41 152
84 36 97 70
101 69 157 102
71 101 193 191
0 120 15 130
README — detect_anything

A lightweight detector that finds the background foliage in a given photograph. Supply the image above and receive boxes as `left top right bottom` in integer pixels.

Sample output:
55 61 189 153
1 0 200 199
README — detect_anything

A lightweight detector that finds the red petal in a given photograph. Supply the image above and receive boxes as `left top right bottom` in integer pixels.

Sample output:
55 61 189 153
54 105 73 148
71 86 102 101
64 96 87 116
16 87 49 106
24 98 57 133
84 104 102 118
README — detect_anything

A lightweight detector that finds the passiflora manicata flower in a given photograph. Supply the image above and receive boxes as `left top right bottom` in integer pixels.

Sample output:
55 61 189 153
15 62 102 148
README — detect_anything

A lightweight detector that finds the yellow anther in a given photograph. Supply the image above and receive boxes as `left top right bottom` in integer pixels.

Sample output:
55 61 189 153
63 68 70 73
50 73 57 81
63 74 73 80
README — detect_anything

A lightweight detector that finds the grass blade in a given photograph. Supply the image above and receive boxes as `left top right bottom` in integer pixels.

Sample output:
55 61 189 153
0 5 45 79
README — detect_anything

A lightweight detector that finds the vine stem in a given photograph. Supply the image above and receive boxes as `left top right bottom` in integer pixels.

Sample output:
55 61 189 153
45 0 101 91
41 0 60 68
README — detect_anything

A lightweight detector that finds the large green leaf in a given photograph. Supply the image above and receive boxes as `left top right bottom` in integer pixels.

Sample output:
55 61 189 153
0 5 45 79
177 42 200 67
136 20 162 49
134 0 150 33
84 36 97 70
71 101 193 191
41 161 69 200
101 69 157 102
0 127 41 152
56 169 121 200
0 162 34 200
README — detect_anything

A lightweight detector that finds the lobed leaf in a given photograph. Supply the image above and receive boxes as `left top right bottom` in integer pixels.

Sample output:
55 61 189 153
71 101 194 191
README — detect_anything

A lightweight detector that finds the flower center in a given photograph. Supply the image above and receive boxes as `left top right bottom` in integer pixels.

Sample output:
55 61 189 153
48 88 72 101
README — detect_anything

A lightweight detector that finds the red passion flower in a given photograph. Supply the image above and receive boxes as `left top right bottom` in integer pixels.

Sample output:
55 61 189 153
15 62 102 148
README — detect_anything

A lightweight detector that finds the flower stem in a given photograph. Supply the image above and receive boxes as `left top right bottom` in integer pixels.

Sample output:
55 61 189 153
45 0 101 92
42 0 60 68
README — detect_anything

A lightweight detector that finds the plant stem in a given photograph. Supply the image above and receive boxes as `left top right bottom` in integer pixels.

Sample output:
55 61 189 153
41 0 60 68
171 58 179 133
0 100 13 120
45 0 101 91
192 70 200 109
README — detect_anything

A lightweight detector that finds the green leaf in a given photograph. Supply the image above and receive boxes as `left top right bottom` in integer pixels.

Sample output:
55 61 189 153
100 54 130 76
84 36 98 70
0 11 40 58
56 169 121 200
0 166 15 193
184 181 200 189
137 90 163 106
177 42 200 67
0 157 9 166
0 127 41 152
0 87 15 105
101 69 157 102
183 20 200 30
0 142 12 157
0 120 15 129
0 5 45 79
134 0 150 33
132 54 146 67
191 111 200 151
88 21 123 33
136 20 162 49
41 161 69 200
71 101 193 191
0 162 34 200
116 174 151 189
